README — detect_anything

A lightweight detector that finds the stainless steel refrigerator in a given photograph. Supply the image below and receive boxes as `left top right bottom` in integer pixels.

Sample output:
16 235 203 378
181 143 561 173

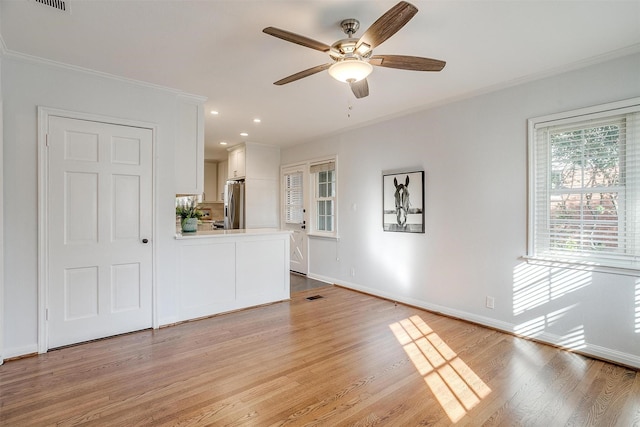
224 180 245 229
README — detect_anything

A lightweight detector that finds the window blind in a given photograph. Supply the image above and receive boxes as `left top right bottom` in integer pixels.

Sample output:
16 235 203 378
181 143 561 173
284 171 303 224
530 102 640 269
310 161 335 174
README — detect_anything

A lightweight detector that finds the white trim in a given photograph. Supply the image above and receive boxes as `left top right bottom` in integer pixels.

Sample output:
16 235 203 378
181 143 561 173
305 273 334 285
281 162 310 275
37 108 47 354
529 97 640 127
2 344 39 360
0 94 4 364
307 233 340 241
310 155 339 237
522 255 640 277
290 46 640 148
37 107 159 353
527 97 640 270
330 277 640 369
3 48 206 101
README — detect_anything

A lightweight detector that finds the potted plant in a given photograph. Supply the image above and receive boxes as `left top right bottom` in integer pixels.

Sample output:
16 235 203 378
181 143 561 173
176 198 203 232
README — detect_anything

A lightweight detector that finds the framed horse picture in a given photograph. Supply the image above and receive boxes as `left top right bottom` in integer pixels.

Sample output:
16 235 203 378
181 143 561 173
383 170 425 233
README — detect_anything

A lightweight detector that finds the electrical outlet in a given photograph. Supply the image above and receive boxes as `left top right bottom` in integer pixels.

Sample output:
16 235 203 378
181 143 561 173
486 296 495 309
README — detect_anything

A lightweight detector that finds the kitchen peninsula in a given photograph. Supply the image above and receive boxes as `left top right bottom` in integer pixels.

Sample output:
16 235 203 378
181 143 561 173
175 229 291 322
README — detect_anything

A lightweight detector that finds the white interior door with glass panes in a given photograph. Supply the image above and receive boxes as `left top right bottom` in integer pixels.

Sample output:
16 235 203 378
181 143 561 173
47 116 153 349
282 165 308 275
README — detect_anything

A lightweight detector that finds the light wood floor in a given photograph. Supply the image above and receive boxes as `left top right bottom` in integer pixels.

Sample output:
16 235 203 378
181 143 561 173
290 272 328 293
1 285 639 426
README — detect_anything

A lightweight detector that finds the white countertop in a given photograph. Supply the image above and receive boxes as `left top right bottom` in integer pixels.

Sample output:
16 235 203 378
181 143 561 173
175 228 292 240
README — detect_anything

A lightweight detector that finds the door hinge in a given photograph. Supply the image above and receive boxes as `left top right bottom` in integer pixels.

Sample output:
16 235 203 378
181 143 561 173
45 134 49 147
45 308 49 321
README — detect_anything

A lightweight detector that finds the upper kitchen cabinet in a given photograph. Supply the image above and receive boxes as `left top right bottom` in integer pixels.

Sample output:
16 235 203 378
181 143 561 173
217 160 228 201
228 145 246 179
228 143 281 228
228 143 279 181
175 94 206 194
203 160 218 202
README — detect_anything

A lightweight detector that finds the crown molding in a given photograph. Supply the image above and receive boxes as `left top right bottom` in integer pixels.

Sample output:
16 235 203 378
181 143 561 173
1 47 206 101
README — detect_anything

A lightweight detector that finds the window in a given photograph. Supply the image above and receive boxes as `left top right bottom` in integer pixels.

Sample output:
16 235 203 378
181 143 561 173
283 170 304 224
310 159 337 236
528 98 640 271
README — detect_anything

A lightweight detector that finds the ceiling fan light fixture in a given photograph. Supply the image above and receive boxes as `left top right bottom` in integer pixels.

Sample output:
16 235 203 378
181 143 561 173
328 59 373 83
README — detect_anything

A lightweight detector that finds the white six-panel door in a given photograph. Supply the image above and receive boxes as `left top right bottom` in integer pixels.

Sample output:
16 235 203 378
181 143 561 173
47 116 152 349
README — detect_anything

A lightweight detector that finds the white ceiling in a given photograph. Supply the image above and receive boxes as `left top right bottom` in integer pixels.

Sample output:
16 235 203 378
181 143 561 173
1 0 639 160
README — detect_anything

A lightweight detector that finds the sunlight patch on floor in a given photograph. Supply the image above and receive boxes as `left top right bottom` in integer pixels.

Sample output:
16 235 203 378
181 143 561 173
390 315 491 423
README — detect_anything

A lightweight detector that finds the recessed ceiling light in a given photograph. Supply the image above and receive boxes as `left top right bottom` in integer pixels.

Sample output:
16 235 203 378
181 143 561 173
240 132 248 137
210 110 219 115
253 118 261 123
219 141 227 145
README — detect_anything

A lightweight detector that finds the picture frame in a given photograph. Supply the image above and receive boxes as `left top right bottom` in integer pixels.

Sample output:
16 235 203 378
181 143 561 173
383 170 424 233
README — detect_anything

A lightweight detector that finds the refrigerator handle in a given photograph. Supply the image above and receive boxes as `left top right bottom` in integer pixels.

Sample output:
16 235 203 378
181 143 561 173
230 192 236 226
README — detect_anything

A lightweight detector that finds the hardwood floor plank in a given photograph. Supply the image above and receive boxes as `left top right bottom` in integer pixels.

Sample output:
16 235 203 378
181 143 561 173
614 370 640 426
1 285 638 426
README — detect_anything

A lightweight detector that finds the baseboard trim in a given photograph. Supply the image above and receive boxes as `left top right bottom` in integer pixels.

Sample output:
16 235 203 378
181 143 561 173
333 279 640 370
306 273 335 285
3 344 39 361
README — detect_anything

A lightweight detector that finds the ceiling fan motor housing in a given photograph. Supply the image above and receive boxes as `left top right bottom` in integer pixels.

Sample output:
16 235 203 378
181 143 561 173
330 38 362 61
331 19 372 61
340 19 360 37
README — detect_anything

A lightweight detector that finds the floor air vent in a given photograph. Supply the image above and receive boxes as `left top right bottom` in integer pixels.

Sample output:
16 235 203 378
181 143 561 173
306 295 324 301
33 0 70 13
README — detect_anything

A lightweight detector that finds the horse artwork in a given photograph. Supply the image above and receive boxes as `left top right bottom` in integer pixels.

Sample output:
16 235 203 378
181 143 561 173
394 175 411 228
383 171 424 233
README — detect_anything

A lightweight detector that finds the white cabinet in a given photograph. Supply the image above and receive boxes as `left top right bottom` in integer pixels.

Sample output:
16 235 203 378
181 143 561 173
228 146 246 179
174 95 206 194
203 161 218 202
217 160 228 201
228 143 280 228
245 178 279 228
175 231 291 322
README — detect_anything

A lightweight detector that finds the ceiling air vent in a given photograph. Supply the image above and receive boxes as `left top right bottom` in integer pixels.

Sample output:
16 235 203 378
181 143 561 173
33 0 70 13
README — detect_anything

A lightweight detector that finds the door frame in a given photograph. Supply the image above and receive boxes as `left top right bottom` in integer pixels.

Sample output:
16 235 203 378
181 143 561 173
281 162 310 275
37 107 159 353
0 99 4 365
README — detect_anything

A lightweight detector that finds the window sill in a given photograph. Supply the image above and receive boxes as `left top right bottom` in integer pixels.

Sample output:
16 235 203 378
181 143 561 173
522 255 640 277
308 233 340 241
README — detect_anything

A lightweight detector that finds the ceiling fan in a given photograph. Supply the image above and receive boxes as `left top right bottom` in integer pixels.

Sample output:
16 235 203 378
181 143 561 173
263 1 446 99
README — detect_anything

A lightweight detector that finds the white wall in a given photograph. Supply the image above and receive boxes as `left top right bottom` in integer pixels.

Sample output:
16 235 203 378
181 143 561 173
1 55 185 357
282 52 640 368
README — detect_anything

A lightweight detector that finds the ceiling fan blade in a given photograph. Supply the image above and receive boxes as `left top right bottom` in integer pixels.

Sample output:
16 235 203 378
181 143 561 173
263 27 331 52
370 55 446 71
350 79 369 99
274 63 333 85
356 1 418 53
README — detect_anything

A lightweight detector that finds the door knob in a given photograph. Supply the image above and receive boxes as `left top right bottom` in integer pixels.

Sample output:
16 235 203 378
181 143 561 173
142 238 149 244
